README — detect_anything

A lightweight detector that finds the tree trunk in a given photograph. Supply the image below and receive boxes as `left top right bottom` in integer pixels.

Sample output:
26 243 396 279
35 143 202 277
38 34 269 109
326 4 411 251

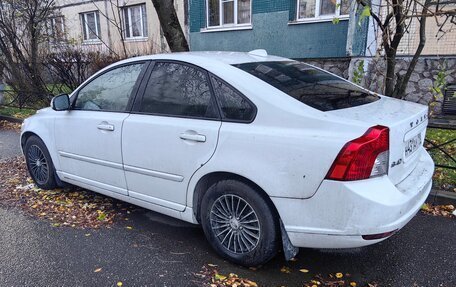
150 0 189 52
392 0 431 99
384 48 397 97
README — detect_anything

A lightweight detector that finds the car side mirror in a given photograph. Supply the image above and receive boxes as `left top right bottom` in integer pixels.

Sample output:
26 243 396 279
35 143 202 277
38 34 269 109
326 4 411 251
51 94 70 111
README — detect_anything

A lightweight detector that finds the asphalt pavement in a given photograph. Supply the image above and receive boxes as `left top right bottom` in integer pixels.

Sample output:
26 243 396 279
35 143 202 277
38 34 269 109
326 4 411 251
0 129 21 159
1 128 455 286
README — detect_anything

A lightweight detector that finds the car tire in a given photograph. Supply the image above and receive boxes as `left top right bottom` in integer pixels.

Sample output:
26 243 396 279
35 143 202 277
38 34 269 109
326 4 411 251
200 179 280 267
24 135 58 190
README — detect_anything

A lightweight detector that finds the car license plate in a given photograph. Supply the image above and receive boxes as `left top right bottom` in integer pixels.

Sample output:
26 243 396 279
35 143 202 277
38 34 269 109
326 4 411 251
405 134 422 158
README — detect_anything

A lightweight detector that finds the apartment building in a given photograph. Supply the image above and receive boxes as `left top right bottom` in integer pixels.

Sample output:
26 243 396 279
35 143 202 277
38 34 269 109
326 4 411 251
52 0 187 56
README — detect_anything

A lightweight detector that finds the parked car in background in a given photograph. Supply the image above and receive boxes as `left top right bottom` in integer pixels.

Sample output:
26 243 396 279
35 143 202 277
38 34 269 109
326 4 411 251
21 51 434 266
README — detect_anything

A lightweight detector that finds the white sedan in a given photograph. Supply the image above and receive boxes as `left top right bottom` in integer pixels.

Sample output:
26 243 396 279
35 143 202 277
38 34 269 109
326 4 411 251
21 51 434 266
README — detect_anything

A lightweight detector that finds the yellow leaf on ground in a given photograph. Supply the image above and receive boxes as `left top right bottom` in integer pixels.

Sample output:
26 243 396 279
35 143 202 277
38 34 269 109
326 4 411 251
350 282 357 287
94 268 102 273
280 266 291 273
117 282 123 287
299 269 309 273
214 273 227 280
207 263 218 267
336 272 343 278
126 226 133 230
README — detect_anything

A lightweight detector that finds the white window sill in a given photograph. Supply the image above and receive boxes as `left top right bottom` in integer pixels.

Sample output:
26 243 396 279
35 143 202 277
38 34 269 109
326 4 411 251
82 40 102 45
289 16 349 25
200 25 252 33
124 37 149 42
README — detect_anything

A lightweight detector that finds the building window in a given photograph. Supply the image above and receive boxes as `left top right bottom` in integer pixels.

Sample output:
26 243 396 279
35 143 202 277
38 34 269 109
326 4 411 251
123 4 148 39
49 16 65 41
297 0 350 21
207 0 251 28
80 11 101 41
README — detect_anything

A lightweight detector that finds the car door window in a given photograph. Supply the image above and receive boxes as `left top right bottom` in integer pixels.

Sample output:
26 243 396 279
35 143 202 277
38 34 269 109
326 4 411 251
74 63 145 112
140 62 219 119
210 76 256 122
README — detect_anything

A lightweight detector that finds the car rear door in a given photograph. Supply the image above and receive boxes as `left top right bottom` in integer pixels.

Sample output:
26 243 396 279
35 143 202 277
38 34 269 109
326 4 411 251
122 61 221 211
54 61 149 195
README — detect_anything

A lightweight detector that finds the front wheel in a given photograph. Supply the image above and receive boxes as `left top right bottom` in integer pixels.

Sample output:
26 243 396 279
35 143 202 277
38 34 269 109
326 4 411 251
200 180 280 266
24 135 58 190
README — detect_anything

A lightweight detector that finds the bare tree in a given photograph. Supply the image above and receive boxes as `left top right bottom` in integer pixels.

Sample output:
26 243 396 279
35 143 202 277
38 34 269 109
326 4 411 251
358 0 456 98
91 0 128 58
0 0 57 107
150 0 189 52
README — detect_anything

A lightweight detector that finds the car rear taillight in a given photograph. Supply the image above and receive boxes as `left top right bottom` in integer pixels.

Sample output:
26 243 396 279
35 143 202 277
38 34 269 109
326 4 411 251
326 125 389 181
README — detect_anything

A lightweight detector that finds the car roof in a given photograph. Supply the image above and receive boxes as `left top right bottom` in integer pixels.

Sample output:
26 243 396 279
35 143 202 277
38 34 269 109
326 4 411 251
114 51 290 67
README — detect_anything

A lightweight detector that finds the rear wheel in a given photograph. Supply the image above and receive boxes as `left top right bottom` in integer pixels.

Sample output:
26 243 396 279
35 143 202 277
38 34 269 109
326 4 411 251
200 180 280 266
24 135 58 190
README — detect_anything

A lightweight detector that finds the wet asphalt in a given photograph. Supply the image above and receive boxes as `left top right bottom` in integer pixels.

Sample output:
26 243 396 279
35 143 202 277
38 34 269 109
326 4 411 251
0 129 21 159
1 129 455 287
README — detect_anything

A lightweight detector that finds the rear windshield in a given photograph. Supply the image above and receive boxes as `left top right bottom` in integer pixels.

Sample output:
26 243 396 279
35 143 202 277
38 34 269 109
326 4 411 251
233 61 379 111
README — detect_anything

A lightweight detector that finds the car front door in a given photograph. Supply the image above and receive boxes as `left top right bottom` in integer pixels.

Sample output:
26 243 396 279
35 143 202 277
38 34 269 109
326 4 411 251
122 61 221 211
54 62 149 195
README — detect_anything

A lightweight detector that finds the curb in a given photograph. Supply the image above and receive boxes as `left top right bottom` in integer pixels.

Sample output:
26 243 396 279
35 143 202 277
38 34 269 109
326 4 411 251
431 189 456 201
0 115 24 123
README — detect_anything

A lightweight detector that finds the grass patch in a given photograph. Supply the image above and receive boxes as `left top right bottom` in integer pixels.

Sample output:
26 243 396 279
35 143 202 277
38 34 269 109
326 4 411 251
426 128 456 192
0 105 37 119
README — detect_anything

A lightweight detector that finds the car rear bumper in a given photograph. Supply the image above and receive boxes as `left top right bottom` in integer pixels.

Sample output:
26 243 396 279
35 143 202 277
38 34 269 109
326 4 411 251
272 148 434 248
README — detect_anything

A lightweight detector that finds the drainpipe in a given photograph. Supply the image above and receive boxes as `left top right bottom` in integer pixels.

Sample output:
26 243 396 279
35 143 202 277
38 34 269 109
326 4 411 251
104 0 113 55
345 0 358 57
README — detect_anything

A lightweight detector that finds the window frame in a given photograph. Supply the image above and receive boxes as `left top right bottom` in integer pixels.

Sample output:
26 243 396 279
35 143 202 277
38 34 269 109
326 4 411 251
295 0 350 23
205 0 252 31
70 61 151 113
80 11 101 42
131 60 222 121
122 3 148 40
49 16 66 42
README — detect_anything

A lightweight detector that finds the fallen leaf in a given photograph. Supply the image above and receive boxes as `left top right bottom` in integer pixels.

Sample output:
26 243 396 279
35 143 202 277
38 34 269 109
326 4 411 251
214 273 227 280
207 263 218 267
336 272 343 278
117 282 123 287
280 266 291 274
299 269 309 273
350 282 357 287
94 268 102 273
126 226 133 230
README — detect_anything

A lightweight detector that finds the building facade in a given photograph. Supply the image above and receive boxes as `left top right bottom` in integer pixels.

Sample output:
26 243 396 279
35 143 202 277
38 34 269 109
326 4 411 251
189 0 370 59
53 0 187 56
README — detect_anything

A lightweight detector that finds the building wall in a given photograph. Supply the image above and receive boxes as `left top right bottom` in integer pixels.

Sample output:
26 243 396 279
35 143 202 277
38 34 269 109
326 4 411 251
189 0 366 58
55 0 187 56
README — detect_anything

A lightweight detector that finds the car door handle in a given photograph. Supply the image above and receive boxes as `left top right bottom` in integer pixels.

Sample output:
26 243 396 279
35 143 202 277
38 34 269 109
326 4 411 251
179 133 206 142
97 123 115 131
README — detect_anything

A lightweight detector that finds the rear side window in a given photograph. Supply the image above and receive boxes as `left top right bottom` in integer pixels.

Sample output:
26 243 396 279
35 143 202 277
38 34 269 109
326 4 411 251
140 62 219 119
233 61 379 111
210 76 255 122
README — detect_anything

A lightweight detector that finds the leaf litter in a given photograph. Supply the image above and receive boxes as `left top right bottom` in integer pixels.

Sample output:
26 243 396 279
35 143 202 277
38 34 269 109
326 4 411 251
194 264 380 287
0 156 136 228
421 203 455 218
0 120 21 131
